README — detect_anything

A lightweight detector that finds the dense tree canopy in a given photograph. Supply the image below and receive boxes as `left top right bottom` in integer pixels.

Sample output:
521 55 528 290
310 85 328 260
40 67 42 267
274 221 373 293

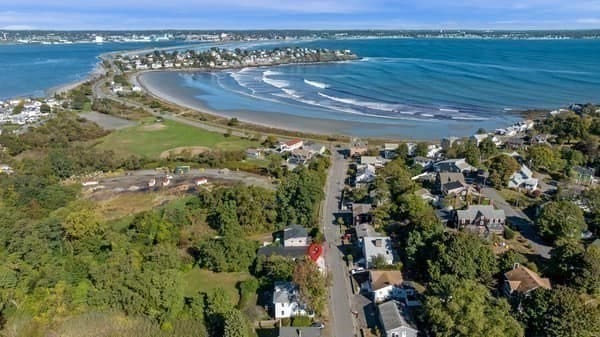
537 201 586 243
424 276 523 337
488 155 521 188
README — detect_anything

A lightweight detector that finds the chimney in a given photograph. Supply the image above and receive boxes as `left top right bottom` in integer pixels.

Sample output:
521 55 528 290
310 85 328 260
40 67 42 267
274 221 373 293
513 263 520 270
375 239 383 247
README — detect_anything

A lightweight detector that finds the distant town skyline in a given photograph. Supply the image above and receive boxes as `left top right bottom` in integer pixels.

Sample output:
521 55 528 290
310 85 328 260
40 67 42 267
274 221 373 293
1 0 600 30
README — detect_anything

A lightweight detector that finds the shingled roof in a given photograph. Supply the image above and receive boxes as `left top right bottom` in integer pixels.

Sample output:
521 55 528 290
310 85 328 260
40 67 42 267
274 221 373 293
504 264 551 294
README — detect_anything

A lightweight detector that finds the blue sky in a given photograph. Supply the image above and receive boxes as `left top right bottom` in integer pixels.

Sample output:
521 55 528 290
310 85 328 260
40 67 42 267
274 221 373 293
1 0 600 30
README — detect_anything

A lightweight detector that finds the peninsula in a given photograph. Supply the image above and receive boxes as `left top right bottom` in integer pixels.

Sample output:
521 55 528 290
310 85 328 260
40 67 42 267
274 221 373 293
113 46 358 71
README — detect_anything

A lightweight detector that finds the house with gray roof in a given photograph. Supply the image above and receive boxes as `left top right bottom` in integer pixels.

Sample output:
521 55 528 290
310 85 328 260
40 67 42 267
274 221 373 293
273 282 312 319
508 165 538 191
283 224 310 247
433 158 476 174
378 301 418 337
454 205 505 235
278 327 321 337
362 236 395 269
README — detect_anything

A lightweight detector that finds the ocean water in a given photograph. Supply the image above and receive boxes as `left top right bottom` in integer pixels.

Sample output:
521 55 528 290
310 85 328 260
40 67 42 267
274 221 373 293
0 41 187 99
149 38 600 138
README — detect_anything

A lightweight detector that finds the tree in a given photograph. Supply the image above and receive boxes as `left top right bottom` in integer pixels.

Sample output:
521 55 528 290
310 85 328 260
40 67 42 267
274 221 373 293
537 201 586 243
223 309 249 337
414 142 429 157
424 277 523 337
63 207 103 241
40 103 51 114
498 250 527 272
528 145 565 172
488 155 520 188
479 136 498 159
549 240 585 285
428 232 498 286
12 100 24 114
576 245 600 296
293 258 327 316
519 287 600 337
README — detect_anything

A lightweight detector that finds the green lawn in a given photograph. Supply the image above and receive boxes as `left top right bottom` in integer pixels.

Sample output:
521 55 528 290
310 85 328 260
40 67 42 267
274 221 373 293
97 119 258 158
182 268 252 305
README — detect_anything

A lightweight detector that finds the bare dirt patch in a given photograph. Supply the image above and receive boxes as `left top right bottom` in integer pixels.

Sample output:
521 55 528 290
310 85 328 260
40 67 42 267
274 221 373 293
160 146 210 159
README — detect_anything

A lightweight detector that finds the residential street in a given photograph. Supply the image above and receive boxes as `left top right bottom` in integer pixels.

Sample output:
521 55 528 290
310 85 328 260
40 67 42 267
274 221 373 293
323 152 356 337
482 187 552 258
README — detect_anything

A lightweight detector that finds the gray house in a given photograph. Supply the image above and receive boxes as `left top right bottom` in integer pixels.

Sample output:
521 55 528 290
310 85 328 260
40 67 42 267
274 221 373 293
378 301 418 337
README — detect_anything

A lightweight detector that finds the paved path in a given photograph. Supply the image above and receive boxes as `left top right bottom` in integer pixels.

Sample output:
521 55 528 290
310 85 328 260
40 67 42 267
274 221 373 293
323 152 356 337
482 187 552 258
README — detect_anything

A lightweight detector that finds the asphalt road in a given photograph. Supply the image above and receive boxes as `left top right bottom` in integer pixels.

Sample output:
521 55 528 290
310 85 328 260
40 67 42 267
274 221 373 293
323 153 356 337
482 187 552 258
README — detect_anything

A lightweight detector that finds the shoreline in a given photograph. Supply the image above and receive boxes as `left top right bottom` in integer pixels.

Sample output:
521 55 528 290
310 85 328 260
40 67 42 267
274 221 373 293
135 68 532 141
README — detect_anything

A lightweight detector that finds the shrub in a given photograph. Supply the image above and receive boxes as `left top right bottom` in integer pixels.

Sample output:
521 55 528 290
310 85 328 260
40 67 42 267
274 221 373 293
504 227 516 240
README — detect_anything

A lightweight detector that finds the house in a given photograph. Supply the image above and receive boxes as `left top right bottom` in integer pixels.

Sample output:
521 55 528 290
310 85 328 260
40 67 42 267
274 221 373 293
273 282 312 319
455 205 506 235
414 188 438 204
413 156 433 168
355 223 377 242
305 142 326 155
307 243 325 272
436 172 467 195
383 143 399 159
355 164 376 186
470 133 489 146
280 138 304 152
505 137 526 150
257 246 309 260
573 166 597 185
350 138 368 157
278 327 321 337
378 301 419 337
246 148 263 159
353 203 373 226
283 225 310 247
362 236 395 269
426 144 443 158
367 270 404 303
503 264 551 298
360 156 383 167
441 136 460 150
530 134 553 145
433 158 475 174
288 149 314 165
508 165 538 191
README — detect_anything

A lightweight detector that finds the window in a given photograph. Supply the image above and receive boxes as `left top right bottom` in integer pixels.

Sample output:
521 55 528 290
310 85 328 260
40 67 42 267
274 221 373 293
281 311 285 316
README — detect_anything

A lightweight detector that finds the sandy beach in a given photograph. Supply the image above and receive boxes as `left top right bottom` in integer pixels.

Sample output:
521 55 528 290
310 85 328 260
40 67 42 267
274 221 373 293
46 60 106 97
135 69 485 140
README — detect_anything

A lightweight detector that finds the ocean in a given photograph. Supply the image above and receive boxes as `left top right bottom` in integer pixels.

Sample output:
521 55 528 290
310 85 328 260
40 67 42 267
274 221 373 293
141 38 600 138
3 38 600 138
0 41 188 99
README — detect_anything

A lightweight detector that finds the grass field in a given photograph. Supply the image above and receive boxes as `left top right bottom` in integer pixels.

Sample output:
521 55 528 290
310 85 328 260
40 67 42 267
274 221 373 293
182 268 252 305
97 119 258 158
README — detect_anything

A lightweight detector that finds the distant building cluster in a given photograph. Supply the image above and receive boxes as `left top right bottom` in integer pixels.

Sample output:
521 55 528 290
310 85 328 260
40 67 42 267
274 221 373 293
0 98 59 126
116 47 356 71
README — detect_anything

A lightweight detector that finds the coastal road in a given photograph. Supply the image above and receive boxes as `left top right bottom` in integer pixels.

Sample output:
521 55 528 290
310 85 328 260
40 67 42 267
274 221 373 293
482 187 552 258
323 152 355 337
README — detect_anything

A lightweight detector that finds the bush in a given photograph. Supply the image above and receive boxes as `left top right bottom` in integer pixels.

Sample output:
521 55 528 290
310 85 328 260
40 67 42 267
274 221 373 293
504 227 516 240
237 278 259 309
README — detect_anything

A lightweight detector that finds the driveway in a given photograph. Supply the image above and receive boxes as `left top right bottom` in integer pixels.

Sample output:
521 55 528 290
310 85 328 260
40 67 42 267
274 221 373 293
482 187 552 258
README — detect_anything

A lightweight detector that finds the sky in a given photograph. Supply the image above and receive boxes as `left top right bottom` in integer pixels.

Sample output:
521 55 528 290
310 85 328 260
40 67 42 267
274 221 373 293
1 0 600 30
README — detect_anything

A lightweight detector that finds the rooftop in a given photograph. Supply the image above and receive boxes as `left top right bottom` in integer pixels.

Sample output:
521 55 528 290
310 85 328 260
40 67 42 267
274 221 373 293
273 281 299 304
278 327 321 337
258 246 308 259
363 236 394 261
504 264 551 294
370 270 404 291
378 301 418 333
456 205 505 221
284 224 309 241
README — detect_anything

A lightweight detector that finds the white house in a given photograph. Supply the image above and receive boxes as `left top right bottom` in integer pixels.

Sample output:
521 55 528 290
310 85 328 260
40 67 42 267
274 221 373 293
378 301 419 337
273 282 312 319
367 270 404 303
508 165 538 191
280 138 304 152
283 225 310 247
362 236 395 269
355 164 376 186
